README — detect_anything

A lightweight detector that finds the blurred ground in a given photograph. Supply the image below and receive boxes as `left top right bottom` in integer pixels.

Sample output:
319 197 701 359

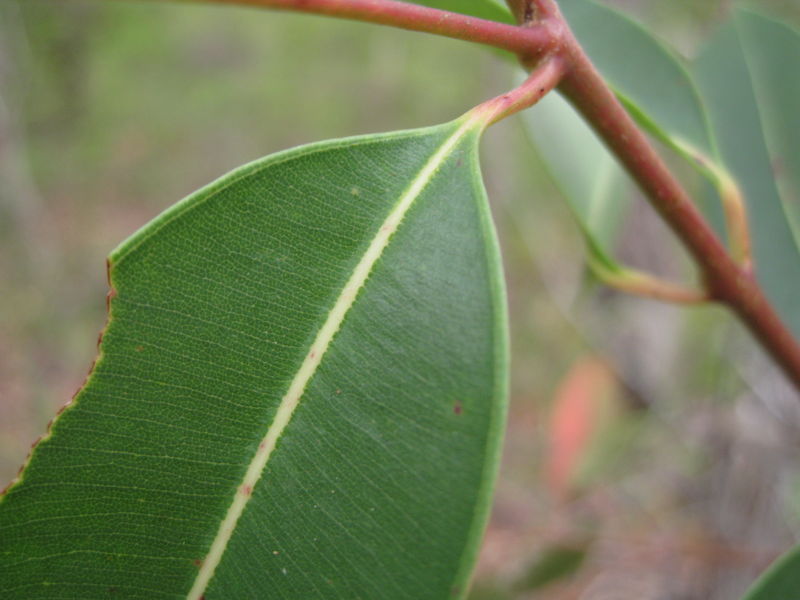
2 1 800 598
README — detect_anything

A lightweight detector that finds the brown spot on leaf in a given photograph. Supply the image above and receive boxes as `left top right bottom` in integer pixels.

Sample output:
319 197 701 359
453 401 463 416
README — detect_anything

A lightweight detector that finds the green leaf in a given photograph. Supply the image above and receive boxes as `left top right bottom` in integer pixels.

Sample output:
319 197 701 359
522 89 629 271
523 0 724 273
736 11 800 244
732 10 800 245
692 9 800 337
0 117 509 598
741 545 800 600
404 0 513 24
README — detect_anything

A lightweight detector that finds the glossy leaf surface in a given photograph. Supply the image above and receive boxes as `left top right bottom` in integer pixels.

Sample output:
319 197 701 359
693 9 800 337
0 118 509 598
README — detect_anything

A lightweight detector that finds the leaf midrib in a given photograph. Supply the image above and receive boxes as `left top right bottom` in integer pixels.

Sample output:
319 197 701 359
186 115 481 599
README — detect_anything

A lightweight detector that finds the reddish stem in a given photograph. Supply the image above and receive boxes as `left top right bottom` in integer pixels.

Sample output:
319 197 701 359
542 2 800 389
474 55 567 126
196 0 558 61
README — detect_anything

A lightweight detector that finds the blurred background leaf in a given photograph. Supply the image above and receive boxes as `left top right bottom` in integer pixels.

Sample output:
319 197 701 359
522 0 725 281
693 9 800 337
522 89 631 271
409 0 513 23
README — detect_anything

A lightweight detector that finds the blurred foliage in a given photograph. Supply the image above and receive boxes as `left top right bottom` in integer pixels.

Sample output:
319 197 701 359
514 544 589 593
2 1 800 598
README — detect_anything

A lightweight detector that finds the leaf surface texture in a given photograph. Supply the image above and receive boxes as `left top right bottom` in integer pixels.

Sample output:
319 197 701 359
0 119 508 599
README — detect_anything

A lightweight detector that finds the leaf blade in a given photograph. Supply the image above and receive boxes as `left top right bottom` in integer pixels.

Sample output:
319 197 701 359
0 120 508 598
734 10 800 251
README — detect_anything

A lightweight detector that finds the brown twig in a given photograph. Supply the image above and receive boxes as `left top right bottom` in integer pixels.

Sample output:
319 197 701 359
472 55 567 127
